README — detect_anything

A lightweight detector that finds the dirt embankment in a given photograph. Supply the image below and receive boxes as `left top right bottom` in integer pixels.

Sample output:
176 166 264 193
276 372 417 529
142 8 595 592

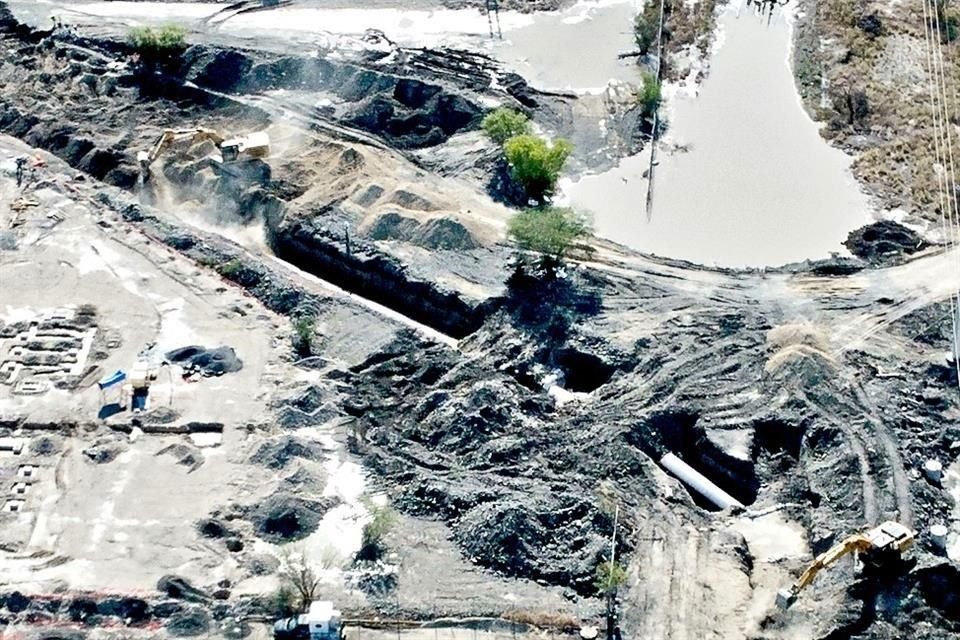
793 0 960 227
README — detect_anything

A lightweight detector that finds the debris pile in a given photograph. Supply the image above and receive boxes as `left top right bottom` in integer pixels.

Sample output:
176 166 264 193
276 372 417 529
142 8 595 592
165 345 243 377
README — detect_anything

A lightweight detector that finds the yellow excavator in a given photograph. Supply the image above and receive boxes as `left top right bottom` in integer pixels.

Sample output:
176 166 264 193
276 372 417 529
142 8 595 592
776 521 915 609
136 128 270 182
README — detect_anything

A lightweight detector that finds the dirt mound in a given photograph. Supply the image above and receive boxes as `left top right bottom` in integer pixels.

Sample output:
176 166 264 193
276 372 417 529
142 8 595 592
451 499 608 588
165 345 243 376
82 438 126 464
367 213 480 251
181 46 252 92
249 436 326 469
248 494 338 543
156 443 204 472
349 332 631 592
166 608 211 637
157 575 209 603
844 220 927 264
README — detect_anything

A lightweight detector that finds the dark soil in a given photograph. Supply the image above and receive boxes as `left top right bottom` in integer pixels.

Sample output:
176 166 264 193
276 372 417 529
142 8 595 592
247 494 339 543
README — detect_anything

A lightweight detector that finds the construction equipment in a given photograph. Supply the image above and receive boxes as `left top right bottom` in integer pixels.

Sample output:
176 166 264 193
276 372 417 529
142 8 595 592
273 601 343 640
136 128 270 181
776 521 915 610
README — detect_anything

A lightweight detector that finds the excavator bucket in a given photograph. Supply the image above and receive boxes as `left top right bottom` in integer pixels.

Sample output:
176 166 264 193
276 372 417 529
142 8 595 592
776 588 797 610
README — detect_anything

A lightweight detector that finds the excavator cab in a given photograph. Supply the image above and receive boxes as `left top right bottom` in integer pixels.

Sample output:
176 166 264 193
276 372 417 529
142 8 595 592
776 521 915 610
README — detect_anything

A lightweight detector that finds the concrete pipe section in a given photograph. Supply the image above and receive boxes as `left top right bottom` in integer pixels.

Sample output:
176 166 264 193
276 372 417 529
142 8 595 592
661 453 744 511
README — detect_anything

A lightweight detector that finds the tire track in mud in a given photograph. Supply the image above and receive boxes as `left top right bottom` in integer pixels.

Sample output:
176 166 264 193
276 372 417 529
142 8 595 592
799 390 880 527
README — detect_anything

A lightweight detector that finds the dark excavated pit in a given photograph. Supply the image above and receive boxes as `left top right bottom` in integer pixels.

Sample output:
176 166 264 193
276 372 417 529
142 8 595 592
554 348 615 393
753 418 805 459
629 411 760 510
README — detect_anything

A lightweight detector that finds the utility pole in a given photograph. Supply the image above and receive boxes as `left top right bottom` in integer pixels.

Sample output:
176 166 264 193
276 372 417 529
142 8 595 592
485 0 502 39
644 0 667 221
605 505 621 640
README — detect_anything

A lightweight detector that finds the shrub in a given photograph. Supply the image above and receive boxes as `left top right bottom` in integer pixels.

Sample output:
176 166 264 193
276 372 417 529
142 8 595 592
219 259 243 278
128 24 186 69
482 107 531 144
633 2 663 55
293 316 316 357
507 207 590 261
594 561 627 594
358 501 397 561
503 135 573 204
276 548 320 614
636 72 662 118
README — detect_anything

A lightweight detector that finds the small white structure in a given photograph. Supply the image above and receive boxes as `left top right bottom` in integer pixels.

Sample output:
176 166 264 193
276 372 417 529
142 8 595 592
924 459 943 483
930 524 949 550
302 601 342 640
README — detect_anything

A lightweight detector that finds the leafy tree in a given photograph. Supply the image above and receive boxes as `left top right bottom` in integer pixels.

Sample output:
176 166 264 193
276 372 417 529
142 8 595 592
503 135 573 204
358 500 398 561
634 0 669 56
636 72 661 118
128 24 186 70
507 207 590 261
482 107 531 144
594 561 627 594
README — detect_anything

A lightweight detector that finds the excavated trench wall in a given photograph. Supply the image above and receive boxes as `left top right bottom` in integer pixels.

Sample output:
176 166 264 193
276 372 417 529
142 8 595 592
630 411 760 509
266 215 488 338
182 45 490 149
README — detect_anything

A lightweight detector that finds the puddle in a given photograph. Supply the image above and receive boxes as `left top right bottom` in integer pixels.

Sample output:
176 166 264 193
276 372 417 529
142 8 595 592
68 2 228 20
221 4 535 47
564 1 871 267
488 0 641 92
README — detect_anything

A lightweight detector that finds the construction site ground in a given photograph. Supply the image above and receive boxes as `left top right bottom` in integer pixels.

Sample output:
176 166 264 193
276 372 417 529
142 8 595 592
0 2 960 640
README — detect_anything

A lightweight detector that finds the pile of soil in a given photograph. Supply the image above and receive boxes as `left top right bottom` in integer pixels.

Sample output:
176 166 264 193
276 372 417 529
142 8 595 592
367 212 480 250
844 220 928 265
165 346 244 376
249 436 326 469
247 494 339 543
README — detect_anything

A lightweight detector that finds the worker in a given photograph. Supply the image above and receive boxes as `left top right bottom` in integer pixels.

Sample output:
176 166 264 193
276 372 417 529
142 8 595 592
15 157 26 188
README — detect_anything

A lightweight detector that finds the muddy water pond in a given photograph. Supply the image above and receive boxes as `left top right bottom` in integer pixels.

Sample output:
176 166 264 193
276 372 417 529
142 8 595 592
564 2 871 267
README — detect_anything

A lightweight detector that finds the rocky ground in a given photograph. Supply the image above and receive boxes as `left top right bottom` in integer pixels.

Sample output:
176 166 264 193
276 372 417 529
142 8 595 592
0 1 960 640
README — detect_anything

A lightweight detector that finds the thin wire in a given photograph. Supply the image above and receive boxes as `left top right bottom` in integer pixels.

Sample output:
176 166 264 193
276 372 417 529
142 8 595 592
929 0 960 386
922 0 960 389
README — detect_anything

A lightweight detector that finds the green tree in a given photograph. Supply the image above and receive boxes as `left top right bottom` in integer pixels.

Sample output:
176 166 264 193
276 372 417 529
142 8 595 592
507 207 590 261
128 24 187 70
358 500 398 561
482 107 531 144
503 135 573 204
594 561 627 594
636 72 662 119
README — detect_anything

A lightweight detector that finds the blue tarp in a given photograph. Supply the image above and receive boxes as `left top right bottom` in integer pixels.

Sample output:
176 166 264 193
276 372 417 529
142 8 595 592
97 370 126 390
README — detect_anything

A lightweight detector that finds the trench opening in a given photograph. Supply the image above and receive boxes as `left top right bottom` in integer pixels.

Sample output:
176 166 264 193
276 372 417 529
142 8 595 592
554 349 615 393
631 411 759 511
268 220 485 339
753 418 805 459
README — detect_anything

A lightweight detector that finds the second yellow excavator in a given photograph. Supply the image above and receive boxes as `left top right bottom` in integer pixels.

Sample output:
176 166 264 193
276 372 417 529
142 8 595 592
136 128 270 182
776 520 915 609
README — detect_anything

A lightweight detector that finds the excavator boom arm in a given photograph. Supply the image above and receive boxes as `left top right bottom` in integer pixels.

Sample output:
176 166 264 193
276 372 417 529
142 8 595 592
792 535 871 591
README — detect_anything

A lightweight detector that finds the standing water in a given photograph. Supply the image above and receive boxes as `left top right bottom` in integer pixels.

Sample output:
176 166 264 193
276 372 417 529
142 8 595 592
565 1 870 267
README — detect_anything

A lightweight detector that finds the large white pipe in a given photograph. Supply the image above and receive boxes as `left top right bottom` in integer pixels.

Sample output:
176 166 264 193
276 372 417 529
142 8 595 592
661 453 744 510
